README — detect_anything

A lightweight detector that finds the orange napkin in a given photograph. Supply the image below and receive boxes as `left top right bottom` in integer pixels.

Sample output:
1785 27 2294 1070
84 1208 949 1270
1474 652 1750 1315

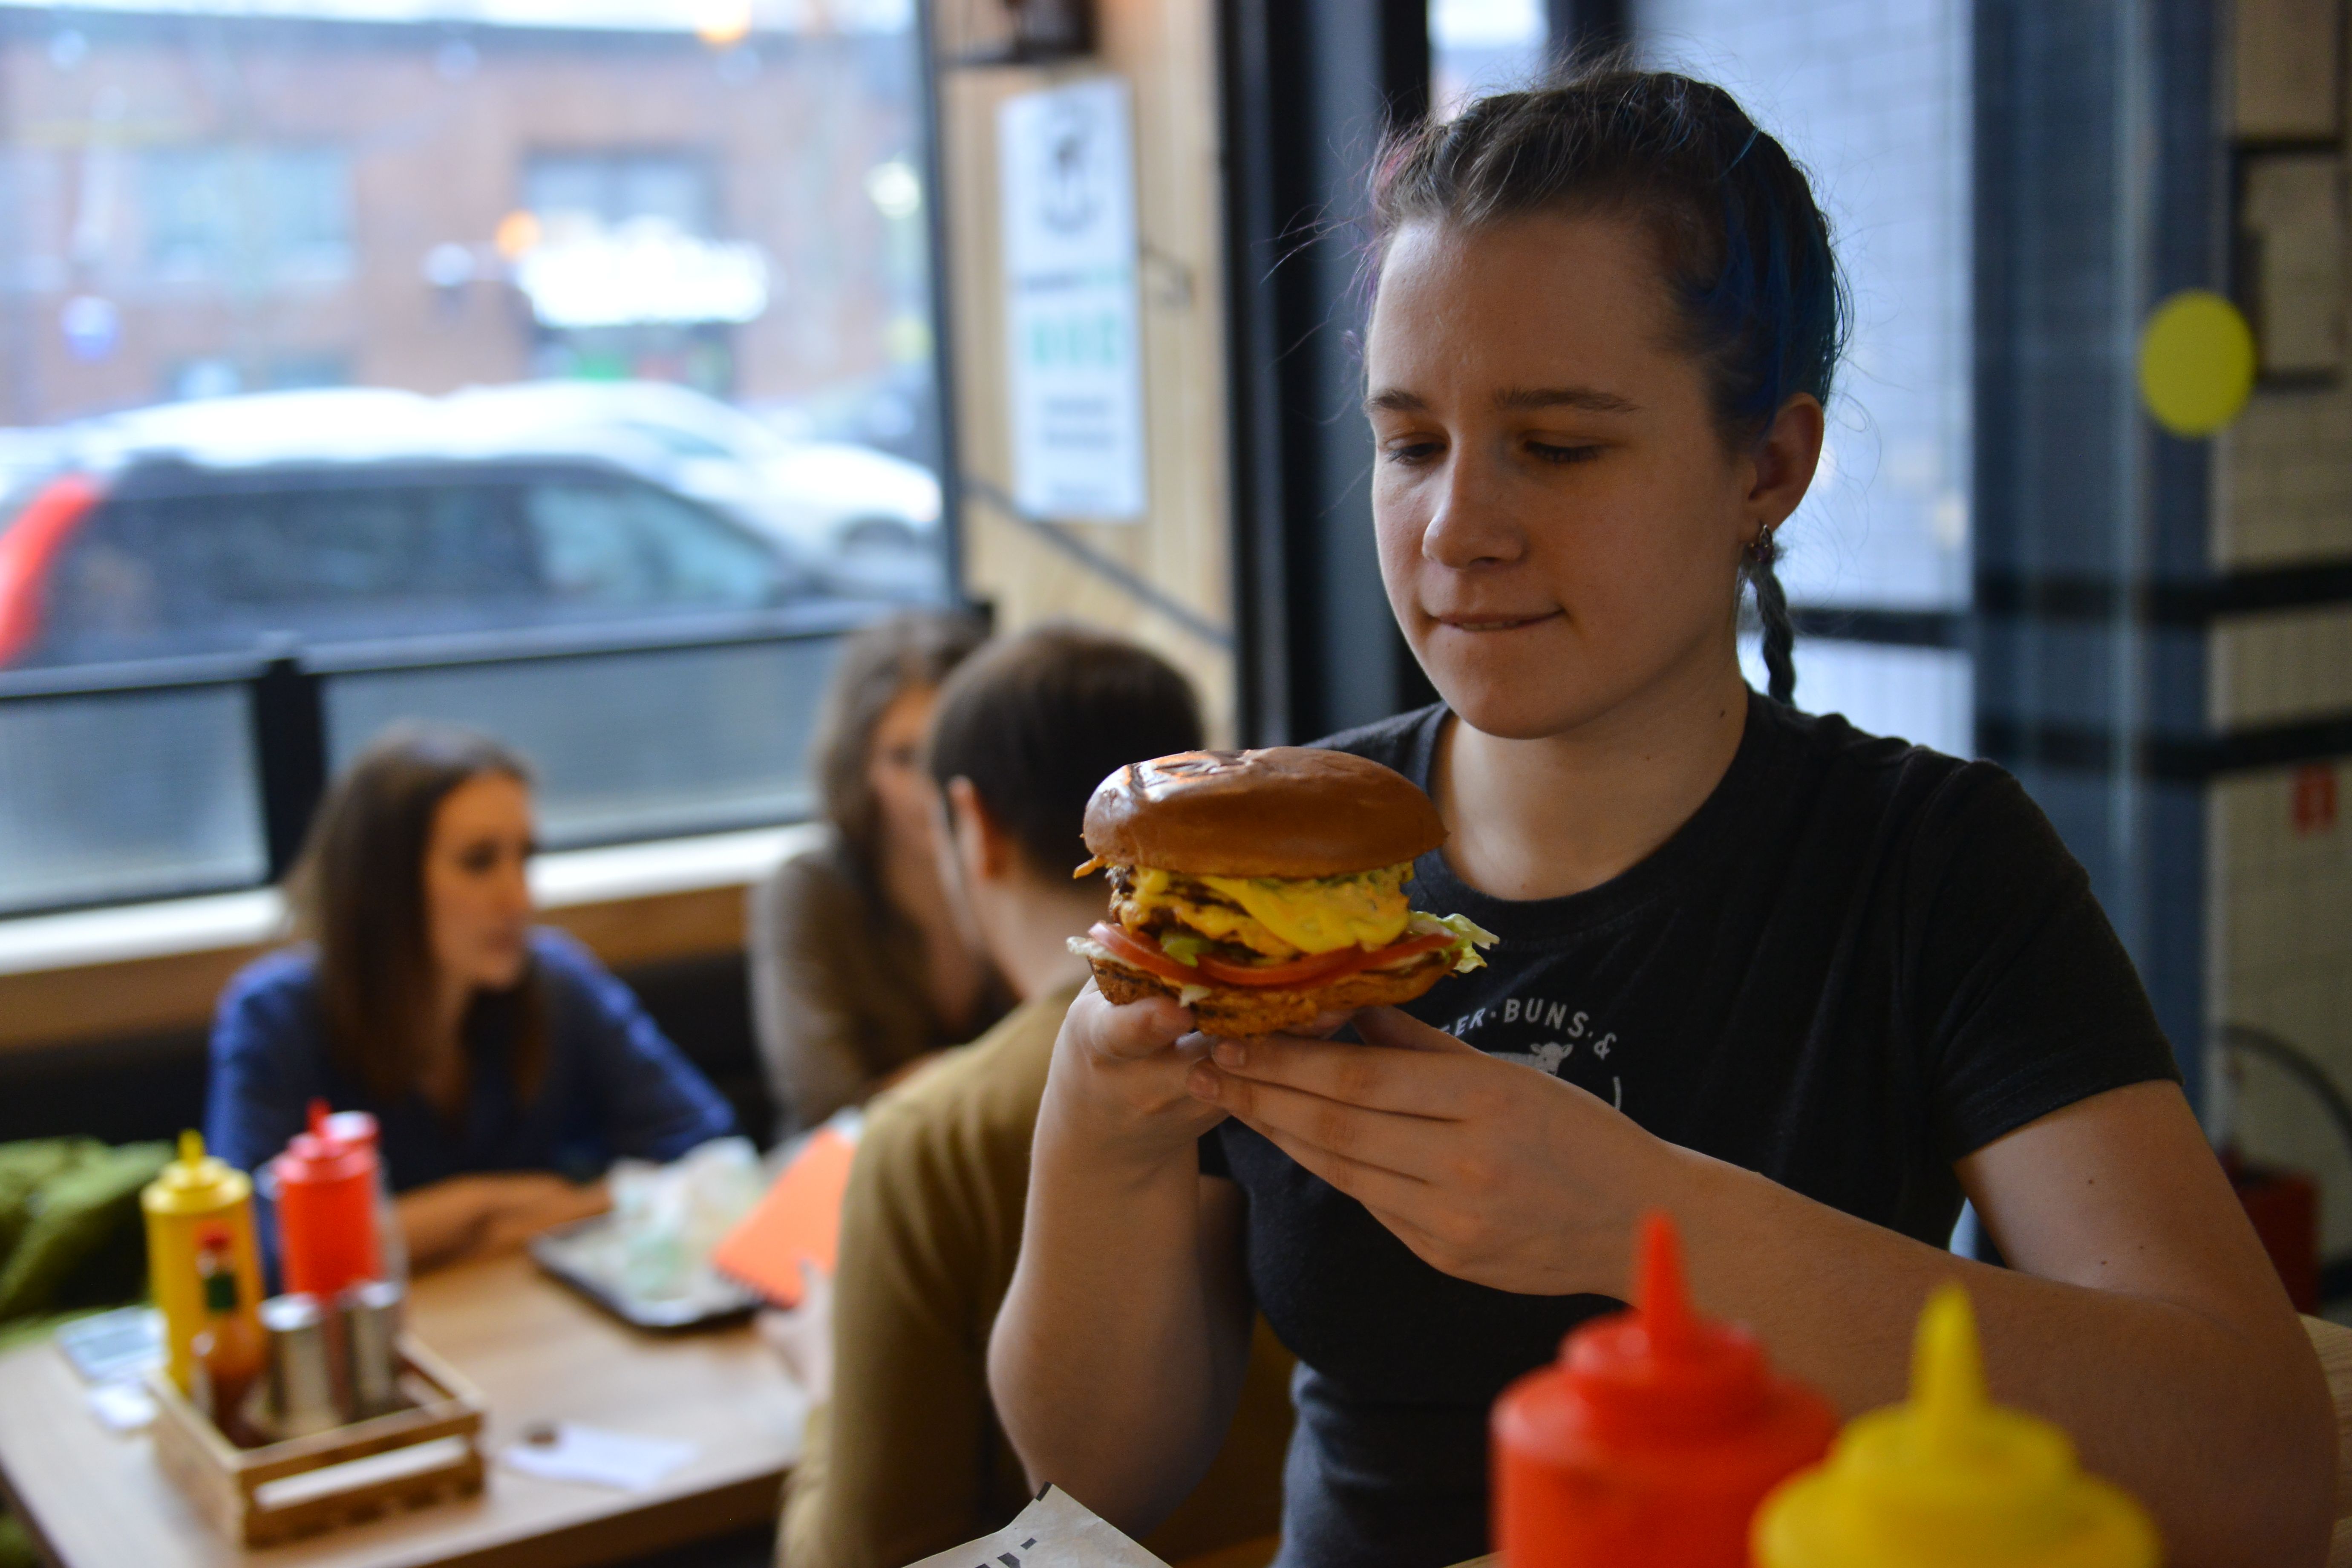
711 1123 859 1307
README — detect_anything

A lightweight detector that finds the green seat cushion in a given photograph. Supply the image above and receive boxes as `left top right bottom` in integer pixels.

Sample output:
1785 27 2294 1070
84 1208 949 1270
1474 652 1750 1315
0 1140 98 1272
0 1142 172 1323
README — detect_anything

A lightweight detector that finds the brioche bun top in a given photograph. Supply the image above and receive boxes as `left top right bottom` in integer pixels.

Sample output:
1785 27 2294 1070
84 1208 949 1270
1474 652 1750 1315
1081 748 1446 878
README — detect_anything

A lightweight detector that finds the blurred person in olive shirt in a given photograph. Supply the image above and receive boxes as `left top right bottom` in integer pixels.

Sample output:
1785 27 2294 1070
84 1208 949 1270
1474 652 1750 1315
773 626 1292 1568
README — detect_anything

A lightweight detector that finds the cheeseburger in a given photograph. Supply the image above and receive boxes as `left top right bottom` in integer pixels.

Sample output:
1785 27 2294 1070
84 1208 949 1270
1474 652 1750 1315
1069 748 1496 1036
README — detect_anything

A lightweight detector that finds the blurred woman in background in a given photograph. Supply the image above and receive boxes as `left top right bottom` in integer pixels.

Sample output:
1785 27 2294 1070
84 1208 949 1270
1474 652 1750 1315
749 609 1010 1137
206 723 735 1274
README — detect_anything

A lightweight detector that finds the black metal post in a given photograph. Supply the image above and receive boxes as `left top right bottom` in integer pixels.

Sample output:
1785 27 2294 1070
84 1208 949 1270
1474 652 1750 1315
1220 0 1433 746
1545 0 1628 61
251 653 328 882
914 0 972 611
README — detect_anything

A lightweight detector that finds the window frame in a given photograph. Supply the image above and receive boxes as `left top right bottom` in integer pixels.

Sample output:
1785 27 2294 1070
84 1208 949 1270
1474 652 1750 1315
0 0 968 922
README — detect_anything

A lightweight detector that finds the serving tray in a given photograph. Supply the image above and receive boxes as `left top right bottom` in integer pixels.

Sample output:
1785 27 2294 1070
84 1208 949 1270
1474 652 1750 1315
528 1213 761 1331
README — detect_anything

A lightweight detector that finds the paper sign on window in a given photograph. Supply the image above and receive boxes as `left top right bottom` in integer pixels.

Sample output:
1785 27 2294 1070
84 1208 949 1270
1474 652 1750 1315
998 77 1148 522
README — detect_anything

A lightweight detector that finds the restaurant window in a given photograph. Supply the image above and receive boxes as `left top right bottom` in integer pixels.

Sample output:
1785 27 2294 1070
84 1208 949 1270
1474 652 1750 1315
1638 0 1975 755
0 0 943 916
1416 0 1973 753
1430 0 1549 120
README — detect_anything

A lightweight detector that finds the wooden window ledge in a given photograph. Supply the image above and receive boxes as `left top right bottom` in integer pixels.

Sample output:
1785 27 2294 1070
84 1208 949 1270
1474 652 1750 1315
0 824 822 1055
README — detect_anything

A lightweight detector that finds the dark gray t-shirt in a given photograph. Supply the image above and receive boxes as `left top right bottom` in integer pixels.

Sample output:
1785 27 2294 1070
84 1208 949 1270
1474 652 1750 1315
1199 693 2180 1568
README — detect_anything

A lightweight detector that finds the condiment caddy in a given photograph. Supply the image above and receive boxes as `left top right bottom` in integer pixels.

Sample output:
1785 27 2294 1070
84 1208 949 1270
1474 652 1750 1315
138 1103 485 1546
144 1329 487 1547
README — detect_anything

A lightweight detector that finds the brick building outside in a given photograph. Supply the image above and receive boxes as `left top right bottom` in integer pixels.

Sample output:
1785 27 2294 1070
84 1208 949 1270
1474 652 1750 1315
0 4 934 453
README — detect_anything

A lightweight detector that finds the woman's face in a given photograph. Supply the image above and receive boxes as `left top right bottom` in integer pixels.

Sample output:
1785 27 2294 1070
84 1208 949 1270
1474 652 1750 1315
423 772 536 995
868 683 942 866
1364 211 1812 741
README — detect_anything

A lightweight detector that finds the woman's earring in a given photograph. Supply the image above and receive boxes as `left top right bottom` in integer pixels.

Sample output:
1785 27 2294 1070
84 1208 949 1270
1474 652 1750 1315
1745 524 1778 567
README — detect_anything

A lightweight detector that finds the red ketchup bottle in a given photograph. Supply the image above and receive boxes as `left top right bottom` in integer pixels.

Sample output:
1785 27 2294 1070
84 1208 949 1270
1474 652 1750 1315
326 1109 408 1292
272 1099 382 1297
1492 1213 1837 1568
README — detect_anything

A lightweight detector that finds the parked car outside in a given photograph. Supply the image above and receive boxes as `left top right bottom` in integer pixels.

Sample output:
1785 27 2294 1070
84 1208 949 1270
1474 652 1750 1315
0 388 831 669
442 379 946 598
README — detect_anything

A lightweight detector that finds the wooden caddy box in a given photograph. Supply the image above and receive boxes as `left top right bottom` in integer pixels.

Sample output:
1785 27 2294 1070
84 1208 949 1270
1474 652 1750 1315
145 1334 487 1547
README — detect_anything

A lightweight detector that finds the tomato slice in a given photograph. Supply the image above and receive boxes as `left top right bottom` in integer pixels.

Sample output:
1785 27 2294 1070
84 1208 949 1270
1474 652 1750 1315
1085 923 1205 986
1193 946 1361 987
1089 923 1457 991
1197 929 1454 986
1355 928 1456 968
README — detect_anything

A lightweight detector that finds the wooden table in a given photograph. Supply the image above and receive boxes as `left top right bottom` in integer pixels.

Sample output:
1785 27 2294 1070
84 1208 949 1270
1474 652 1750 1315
0 1253 807 1568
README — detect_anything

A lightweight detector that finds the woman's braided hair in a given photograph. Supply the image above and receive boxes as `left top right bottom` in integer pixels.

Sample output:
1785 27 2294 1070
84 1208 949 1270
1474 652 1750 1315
1369 65 1848 704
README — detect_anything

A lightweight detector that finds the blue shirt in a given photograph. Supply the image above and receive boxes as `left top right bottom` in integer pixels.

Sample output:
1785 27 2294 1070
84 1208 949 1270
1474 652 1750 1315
205 928 736 1209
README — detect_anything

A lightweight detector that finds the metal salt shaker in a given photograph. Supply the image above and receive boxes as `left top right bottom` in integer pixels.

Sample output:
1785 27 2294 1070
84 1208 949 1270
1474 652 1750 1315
340 1279 406 1419
258 1294 342 1437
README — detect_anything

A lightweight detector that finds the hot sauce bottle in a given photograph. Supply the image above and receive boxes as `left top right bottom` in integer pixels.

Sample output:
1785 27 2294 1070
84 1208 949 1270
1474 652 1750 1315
1491 1213 1838 1568
188 1227 266 1445
1752 1283 2160 1568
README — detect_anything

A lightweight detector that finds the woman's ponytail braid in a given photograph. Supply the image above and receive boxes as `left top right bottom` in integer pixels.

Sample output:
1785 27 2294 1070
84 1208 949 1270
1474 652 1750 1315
1747 528 1796 704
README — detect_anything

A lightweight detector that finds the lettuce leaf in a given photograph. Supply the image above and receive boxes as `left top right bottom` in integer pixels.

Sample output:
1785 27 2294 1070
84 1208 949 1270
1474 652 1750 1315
1408 910 1500 974
1157 931 1214 968
1067 935 1222 1008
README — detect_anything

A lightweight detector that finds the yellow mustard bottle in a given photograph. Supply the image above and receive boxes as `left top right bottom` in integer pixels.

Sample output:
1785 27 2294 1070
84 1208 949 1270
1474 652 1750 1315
141 1131 265 1393
1753 1283 2161 1568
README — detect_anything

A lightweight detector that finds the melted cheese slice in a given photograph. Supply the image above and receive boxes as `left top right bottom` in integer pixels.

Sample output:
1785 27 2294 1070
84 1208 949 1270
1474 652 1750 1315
1116 870 1297 957
1117 864 1416 958
1193 865 1413 955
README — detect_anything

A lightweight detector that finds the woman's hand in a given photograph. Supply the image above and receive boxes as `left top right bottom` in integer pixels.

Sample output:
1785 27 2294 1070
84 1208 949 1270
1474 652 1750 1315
396 1172 611 1273
1186 1005 1683 1295
1046 984 1231 1171
755 1260 835 1404
474 1174 610 1254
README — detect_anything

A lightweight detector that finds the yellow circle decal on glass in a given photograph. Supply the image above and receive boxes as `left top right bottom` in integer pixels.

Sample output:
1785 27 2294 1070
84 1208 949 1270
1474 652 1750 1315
2139 290 2255 437
694 0 753 48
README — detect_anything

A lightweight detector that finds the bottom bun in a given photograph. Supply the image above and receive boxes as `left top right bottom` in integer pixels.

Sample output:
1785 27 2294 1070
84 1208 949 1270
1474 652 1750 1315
1088 949 1457 1037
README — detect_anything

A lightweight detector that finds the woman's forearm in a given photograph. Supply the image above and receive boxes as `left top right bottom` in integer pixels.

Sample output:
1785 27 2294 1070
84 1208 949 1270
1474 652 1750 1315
475 1176 610 1254
396 1173 609 1273
395 1179 500 1272
1659 1145 2333 1568
1195 1018 2330 1567
988 1089 1249 1535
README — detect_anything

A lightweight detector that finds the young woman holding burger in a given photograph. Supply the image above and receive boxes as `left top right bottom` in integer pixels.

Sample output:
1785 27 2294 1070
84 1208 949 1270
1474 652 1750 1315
990 68 2331 1568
